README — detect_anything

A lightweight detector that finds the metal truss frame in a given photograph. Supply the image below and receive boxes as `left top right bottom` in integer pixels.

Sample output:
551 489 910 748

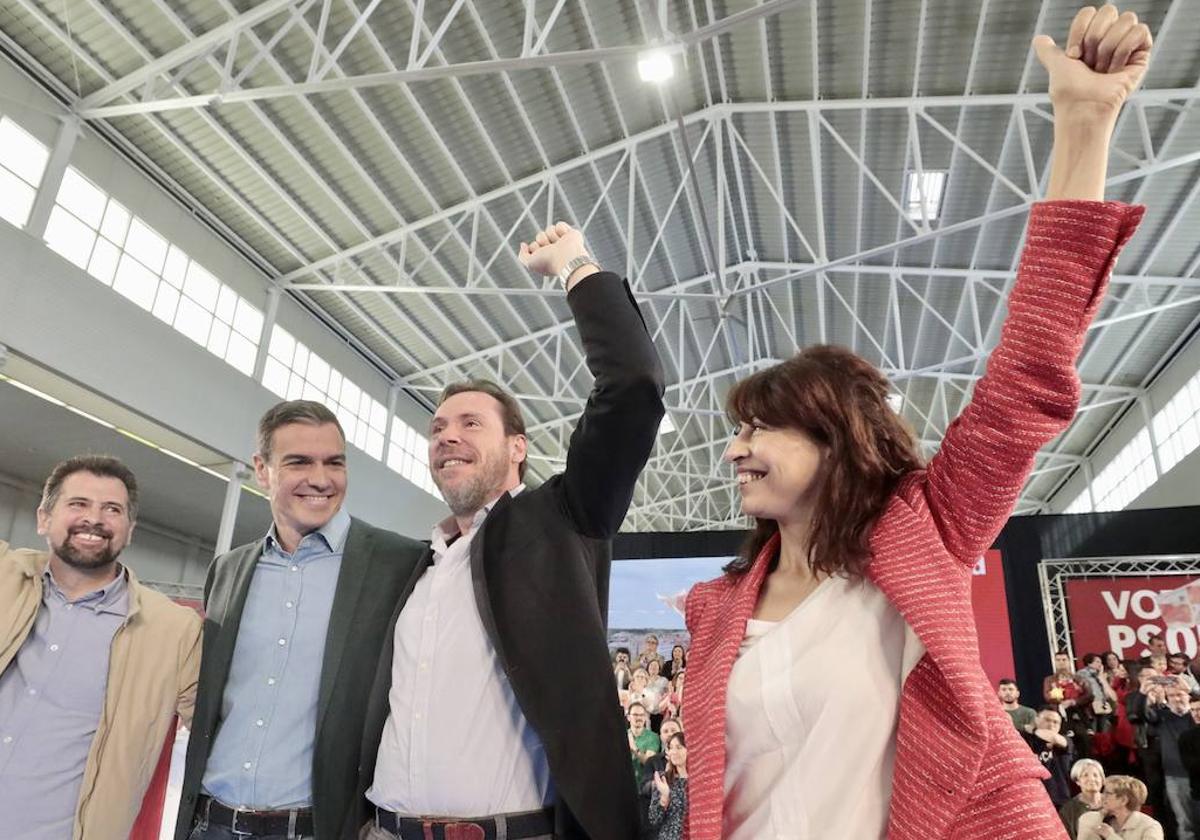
8 0 1200 531
1038 554 1200 664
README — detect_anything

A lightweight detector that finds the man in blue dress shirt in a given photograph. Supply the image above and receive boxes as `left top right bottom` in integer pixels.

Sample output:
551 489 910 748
176 400 426 840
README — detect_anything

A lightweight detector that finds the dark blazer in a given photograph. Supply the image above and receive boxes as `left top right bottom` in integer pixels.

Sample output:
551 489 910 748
352 273 665 840
175 518 426 840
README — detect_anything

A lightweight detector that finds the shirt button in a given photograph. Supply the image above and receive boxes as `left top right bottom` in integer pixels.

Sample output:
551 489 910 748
414 712 422 720
2 736 11 744
243 762 252 770
285 601 294 609
267 677 276 685
419 662 428 670
27 689 36 696
66 604 74 611
49 644 59 652
291 565 299 572
256 719 265 727
278 638 287 646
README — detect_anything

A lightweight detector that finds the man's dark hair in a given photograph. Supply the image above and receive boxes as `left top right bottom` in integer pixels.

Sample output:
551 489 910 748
998 678 1018 688
627 702 648 716
41 455 139 520
615 646 631 657
437 379 528 479
257 400 345 462
1055 649 1071 658
1170 652 1189 662
1037 705 1063 716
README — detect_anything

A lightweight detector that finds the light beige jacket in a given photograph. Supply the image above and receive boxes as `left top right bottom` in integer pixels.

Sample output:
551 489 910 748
0 540 201 840
1078 811 1165 840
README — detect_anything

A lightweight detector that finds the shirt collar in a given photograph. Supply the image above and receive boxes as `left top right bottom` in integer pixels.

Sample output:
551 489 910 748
264 507 352 556
43 564 130 615
431 483 525 550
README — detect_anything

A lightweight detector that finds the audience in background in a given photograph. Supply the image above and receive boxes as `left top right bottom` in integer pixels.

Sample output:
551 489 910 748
1024 706 1076 808
1179 696 1200 838
1060 758 1105 840
626 668 652 714
1147 685 1197 840
999 678 1037 732
614 647 634 695
1168 653 1200 695
628 702 661 838
645 658 670 732
649 732 688 840
1077 775 1164 840
665 670 685 723
662 644 687 681
1079 653 1120 733
639 634 664 671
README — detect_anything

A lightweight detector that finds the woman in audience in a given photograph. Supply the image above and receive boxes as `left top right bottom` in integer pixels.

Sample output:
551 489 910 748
614 647 634 698
664 670 685 723
645 658 670 731
1061 759 1105 840
649 732 688 840
678 8 1152 838
663 644 687 680
625 667 651 714
1076 775 1163 840
642 719 684 803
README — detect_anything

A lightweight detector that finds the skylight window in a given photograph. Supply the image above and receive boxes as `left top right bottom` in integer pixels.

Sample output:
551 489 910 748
904 170 948 222
0 117 49 229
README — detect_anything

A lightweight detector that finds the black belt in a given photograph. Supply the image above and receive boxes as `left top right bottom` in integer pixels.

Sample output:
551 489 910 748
374 806 554 840
197 795 314 837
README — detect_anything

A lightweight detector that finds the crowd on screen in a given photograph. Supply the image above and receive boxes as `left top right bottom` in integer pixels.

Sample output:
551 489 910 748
999 633 1200 839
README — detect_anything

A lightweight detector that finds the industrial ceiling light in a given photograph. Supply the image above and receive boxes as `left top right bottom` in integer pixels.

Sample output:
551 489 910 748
638 48 676 83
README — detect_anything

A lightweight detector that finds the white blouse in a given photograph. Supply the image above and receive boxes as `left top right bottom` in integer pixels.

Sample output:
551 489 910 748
722 574 925 840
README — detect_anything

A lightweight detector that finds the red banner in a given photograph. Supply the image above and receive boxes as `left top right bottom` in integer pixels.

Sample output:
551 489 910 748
972 549 1017 686
1065 575 1200 659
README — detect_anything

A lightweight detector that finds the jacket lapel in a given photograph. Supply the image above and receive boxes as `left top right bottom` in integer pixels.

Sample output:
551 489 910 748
468 491 513 672
209 541 264 701
315 519 372 733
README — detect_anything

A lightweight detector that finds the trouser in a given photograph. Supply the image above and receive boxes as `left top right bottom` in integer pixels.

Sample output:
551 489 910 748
1167 776 1195 840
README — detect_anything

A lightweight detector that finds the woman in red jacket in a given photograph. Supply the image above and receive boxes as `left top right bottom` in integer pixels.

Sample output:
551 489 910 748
681 7 1152 840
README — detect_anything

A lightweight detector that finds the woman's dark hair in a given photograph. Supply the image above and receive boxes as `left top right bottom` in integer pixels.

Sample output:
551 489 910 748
724 344 923 578
665 732 687 783
671 644 686 663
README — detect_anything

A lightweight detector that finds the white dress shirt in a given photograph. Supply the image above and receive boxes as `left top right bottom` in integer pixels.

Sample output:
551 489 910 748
368 486 554 816
722 574 925 840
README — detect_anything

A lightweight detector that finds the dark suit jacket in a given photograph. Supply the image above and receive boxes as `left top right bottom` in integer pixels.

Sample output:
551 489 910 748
175 518 426 840
352 273 665 840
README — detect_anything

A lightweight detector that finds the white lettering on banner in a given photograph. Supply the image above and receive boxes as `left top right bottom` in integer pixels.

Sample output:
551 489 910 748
1106 624 1200 659
1132 591 1162 620
1102 590 1131 621
973 556 986 576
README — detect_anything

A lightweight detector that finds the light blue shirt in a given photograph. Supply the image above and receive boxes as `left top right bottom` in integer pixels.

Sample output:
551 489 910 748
0 567 128 840
202 509 349 808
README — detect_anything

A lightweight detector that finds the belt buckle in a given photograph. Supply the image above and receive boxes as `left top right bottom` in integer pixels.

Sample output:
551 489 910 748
230 806 254 837
443 823 485 840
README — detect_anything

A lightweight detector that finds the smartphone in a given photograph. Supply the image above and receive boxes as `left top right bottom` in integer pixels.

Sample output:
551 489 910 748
1150 675 1179 686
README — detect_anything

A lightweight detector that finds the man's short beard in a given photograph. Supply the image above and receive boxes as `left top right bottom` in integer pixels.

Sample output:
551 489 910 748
53 530 121 570
435 450 511 519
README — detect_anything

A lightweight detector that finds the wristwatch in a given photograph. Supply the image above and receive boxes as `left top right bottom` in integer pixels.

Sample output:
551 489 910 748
557 254 599 287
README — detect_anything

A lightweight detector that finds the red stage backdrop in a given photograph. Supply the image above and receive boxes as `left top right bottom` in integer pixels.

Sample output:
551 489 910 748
1065 575 1200 660
972 549 1017 687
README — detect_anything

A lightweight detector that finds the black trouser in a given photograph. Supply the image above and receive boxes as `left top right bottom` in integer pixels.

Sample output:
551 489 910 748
1140 744 1177 840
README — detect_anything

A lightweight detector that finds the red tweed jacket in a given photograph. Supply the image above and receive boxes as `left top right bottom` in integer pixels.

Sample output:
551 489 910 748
682 201 1145 840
